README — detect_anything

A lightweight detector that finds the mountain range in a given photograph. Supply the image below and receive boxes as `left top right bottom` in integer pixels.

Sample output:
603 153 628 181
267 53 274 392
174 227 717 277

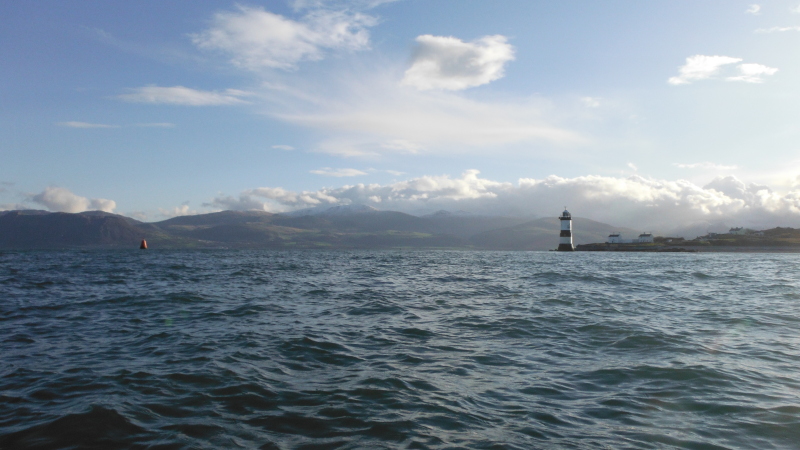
0 207 640 250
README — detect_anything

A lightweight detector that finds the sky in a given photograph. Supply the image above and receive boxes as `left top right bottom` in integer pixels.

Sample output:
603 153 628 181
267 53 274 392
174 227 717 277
2 0 800 232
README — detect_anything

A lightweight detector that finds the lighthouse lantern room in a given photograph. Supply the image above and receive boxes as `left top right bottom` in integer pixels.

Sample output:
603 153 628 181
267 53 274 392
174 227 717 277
558 208 574 251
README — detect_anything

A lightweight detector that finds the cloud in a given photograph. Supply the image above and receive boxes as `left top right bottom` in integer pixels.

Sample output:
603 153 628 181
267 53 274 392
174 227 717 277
159 204 198 218
727 63 778 83
792 4 800 13
0 203 28 211
117 86 252 105
58 121 119 128
272 144 295 151
674 162 738 170
201 171 800 232
627 163 638 171
581 97 601 108
746 4 761 15
668 55 777 85
191 5 375 70
668 55 743 85
276 87 583 155
290 0 398 10
30 187 116 213
134 122 176 128
204 187 340 212
127 211 149 221
401 35 515 91
381 139 422 153
755 25 800 32
175 8 576 158
310 167 368 177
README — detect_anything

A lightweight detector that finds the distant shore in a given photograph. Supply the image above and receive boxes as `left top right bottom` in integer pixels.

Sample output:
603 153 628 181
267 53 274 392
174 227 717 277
575 244 800 253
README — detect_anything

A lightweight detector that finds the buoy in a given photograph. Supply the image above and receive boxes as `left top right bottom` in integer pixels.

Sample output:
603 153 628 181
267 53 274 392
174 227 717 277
139 239 148 250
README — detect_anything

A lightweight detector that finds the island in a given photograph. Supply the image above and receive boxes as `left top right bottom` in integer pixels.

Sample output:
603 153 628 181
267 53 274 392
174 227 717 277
575 227 800 253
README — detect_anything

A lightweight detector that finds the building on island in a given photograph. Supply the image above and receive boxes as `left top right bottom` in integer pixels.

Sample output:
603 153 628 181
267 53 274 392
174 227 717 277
558 208 574 251
605 232 654 244
638 233 654 243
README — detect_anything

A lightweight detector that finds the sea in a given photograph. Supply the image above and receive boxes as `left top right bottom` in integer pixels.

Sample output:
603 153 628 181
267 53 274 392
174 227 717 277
1 250 800 449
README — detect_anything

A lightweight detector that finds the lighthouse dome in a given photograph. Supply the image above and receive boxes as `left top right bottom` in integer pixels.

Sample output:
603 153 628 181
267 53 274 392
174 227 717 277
561 209 571 217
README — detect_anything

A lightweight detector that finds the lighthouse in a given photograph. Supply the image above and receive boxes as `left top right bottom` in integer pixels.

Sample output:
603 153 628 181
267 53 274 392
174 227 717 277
558 208 574 251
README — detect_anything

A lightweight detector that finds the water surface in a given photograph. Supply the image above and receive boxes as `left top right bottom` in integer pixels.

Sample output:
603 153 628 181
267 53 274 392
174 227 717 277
2 250 799 449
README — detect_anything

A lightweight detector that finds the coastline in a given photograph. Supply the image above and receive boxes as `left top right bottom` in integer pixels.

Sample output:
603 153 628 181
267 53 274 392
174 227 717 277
575 243 800 253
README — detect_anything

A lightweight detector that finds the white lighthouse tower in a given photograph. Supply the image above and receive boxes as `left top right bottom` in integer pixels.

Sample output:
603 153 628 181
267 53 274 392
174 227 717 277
558 207 574 251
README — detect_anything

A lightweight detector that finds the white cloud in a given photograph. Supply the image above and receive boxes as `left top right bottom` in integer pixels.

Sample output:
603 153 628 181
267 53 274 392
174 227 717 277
310 167 368 177
201 171 800 232
191 5 375 70
581 97 601 108
746 4 761 15
792 4 800 13
381 139 422 153
127 211 149 221
0 203 28 211
402 35 515 91
290 0 398 10
159 204 198 218
668 55 743 85
58 121 118 128
668 55 777 85
755 25 800 32
272 144 295 151
727 63 778 83
134 122 176 128
627 162 638 171
276 87 583 155
674 162 738 170
30 187 116 213
117 86 252 105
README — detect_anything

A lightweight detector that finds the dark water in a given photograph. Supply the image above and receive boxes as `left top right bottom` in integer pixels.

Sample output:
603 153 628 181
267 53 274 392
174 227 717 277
2 250 800 449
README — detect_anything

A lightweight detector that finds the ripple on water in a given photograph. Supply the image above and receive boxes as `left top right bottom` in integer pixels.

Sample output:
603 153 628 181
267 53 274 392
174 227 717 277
2 250 800 449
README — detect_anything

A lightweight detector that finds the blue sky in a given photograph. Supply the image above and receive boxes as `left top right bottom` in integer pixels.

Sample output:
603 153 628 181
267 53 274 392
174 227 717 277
2 0 800 230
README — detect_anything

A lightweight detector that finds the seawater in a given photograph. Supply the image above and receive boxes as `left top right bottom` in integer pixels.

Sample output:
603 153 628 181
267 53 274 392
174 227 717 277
1 250 800 449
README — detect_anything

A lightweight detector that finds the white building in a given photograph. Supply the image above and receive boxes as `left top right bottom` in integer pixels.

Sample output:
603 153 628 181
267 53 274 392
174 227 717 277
607 232 624 244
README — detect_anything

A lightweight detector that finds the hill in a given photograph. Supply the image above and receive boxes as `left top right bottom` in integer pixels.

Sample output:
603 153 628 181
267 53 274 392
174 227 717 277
0 210 148 249
0 208 630 250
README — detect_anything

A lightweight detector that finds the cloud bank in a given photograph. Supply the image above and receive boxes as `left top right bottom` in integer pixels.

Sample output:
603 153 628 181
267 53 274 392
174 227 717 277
402 35 515 91
191 5 375 70
30 187 116 213
202 171 800 233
